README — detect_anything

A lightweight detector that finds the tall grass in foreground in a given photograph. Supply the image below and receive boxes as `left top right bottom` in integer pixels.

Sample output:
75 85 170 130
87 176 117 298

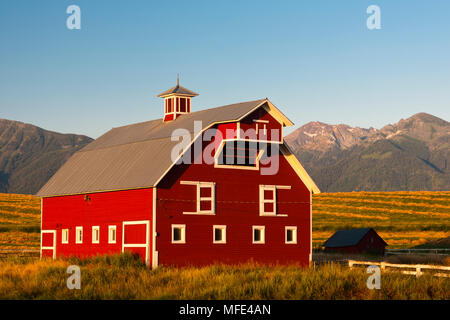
0 254 448 300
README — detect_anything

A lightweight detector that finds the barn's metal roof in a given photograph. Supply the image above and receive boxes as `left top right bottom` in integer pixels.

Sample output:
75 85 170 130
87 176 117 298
323 228 380 248
36 99 270 197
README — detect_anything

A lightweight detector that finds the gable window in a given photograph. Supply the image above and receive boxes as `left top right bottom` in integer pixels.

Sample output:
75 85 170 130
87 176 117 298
75 227 83 244
62 229 69 244
92 226 100 244
172 224 186 244
259 185 291 216
213 225 226 244
252 226 265 244
180 181 215 215
108 225 117 244
285 227 297 244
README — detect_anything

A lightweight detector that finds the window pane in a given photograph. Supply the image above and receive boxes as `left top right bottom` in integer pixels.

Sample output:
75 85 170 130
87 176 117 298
264 202 274 213
254 229 261 242
286 229 293 242
264 190 274 200
200 200 212 211
173 228 181 241
214 229 222 241
180 98 186 112
200 187 211 197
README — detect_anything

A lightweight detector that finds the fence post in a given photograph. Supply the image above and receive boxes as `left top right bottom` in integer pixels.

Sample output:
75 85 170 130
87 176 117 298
416 266 422 278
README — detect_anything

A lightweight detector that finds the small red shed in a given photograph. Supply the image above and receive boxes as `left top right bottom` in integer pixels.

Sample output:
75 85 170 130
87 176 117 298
322 228 388 255
37 80 320 267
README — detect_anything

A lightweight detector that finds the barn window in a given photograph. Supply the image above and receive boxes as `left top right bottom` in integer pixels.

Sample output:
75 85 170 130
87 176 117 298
167 98 173 113
285 227 297 244
216 141 261 168
259 185 291 216
213 225 226 244
108 225 117 244
180 181 215 215
180 98 187 112
75 227 83 244
92 226 100 244
172 224 186 244
62 229 69 244
252 226 265 244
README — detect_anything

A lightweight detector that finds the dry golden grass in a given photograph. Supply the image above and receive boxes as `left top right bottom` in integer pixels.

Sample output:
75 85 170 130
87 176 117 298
0 254 448 300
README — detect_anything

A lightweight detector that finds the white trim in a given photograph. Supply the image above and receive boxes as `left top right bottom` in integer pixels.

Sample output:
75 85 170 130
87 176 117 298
237 122 241 139
285 226 298 244
171 224 186 244
61 229 69 244
92 226 100 244
40 230 56 259
213 225 227 244
75 226 83 244
259 185 291 216
309 191 312 264
152 187 158 269
108 225 117 244
180 181 216 215
122 220 151 266
40 198 43 259
252 226 265 244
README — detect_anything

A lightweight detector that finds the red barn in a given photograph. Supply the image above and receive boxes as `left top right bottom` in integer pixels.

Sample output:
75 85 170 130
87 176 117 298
323 228 388 255
37 81 320 268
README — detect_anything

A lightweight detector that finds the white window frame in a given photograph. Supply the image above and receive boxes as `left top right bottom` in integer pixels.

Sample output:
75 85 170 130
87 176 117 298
252 226 265 244
61 228 69 244
285 226 298 244
75 226 83 244
180 181 216 215
92 226 100 244
213 139 265 171
213 225 227 244
171 224 186 244
108 225 117 244
259 185 291 216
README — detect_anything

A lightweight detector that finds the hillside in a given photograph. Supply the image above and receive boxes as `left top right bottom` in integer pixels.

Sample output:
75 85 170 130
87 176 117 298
0 119 93 194
285 113 449 192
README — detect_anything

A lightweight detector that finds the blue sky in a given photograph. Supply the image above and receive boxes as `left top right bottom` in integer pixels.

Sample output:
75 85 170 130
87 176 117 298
1 0 449 138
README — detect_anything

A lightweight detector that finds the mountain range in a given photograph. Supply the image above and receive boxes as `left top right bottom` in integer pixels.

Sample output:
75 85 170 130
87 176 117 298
0 119 92 194
285 113 449 192
0 112 448 194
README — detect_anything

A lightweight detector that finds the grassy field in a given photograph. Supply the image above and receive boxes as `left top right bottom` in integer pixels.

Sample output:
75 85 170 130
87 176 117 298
0 191 449 250
0 254 448 299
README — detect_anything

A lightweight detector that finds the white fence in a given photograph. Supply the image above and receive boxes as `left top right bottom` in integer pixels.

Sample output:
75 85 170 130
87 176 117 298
386 248 450 256
348 260 450 278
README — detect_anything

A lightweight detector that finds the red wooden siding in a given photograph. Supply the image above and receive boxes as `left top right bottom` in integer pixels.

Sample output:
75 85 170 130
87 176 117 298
156 142 311 267
42 188 153 264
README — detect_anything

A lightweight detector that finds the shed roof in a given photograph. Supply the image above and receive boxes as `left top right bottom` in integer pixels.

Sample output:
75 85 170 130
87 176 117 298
323 228 386 248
